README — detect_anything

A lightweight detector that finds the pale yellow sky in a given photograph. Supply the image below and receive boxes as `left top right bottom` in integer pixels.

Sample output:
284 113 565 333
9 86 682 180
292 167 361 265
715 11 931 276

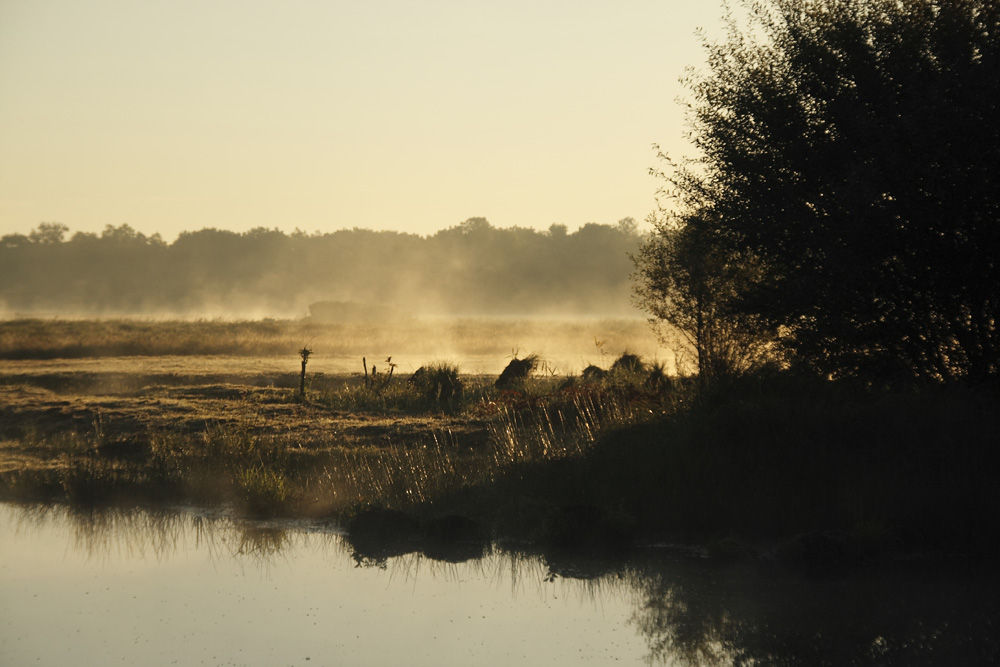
0 0 724 241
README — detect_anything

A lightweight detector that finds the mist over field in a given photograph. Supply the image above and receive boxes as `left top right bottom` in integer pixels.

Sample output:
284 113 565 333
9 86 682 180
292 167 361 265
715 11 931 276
0 218 643 320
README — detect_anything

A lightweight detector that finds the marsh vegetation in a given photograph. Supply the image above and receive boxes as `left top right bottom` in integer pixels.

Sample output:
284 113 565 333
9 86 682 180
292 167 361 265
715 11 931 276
2 316 997 564
0 317 662 518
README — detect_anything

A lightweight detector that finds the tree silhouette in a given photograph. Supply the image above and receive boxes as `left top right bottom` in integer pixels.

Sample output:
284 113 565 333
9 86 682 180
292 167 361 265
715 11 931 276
0 220 644 317
636 0 999 384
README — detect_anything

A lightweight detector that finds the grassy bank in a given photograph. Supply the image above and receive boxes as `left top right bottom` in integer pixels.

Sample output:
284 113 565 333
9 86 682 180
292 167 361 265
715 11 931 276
0 357 673 520
451 375 1000 557
2 351 996 559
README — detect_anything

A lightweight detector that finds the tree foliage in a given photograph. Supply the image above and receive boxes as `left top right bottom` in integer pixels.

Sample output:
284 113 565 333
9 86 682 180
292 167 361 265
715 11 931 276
636 0 999 384
633 208 776 381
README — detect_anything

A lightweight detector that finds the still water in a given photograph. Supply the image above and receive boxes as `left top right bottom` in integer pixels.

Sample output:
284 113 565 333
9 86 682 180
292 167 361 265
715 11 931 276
1 503 997 666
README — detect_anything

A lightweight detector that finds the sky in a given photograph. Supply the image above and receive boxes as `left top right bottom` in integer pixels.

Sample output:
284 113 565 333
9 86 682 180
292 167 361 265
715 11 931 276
0 0 725 241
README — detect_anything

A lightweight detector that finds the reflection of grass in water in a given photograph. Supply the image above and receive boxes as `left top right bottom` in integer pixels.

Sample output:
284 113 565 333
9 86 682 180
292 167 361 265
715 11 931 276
8 504 297 566
235 526 291 559
10 505 192 561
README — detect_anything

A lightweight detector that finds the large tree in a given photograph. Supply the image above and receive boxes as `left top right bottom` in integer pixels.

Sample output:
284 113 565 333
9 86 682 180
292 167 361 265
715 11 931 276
637 0 999 383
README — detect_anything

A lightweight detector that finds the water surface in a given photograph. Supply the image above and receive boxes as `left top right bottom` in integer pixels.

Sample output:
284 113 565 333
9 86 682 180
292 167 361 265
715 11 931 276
1 504 644 666
2 503 997 666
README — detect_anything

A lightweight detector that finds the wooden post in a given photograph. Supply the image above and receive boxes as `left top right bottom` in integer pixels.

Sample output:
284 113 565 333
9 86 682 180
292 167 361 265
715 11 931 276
299 347 312 398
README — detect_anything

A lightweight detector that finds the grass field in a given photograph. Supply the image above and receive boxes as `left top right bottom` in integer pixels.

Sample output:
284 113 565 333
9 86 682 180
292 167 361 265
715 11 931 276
0 316 673 536
0 315 666 376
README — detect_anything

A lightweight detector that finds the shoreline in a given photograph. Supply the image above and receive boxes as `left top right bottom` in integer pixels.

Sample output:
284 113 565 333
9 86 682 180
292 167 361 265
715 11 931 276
3 326 997 567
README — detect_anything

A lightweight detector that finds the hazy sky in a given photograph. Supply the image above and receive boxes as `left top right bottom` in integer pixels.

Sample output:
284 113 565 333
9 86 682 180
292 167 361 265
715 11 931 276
0 1 724 241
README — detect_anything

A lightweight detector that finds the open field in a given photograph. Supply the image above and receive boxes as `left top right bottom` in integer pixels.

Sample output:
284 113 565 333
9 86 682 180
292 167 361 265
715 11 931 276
0 317 673 538
0 372 497 515
0 316 668 376
0 376 491 464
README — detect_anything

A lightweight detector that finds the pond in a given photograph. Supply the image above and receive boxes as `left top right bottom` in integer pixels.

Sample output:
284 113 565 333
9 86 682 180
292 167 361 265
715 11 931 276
1 503 997 666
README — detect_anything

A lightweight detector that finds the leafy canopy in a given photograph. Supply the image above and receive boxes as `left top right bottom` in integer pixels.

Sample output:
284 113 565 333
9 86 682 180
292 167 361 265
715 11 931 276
637 0 999 384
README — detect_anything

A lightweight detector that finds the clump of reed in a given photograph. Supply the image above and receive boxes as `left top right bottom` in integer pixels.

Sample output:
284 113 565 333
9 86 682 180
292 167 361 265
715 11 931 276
572 351 671 393
315 432 484 512
482 386 640 465
479 352 675 467
235 466 289 516
318 380 418 413
495 355 539 389
408 363 463 405
316 361 468 414
610 351 645 374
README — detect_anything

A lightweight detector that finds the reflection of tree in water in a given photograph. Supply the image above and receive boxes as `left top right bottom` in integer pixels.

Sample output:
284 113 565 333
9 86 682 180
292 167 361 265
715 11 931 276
8 505 998 665
629 559 1000 666
632 587 729 665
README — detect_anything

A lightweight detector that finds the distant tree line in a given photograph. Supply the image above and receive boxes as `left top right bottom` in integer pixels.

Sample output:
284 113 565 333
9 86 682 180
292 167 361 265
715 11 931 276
0 217 643 317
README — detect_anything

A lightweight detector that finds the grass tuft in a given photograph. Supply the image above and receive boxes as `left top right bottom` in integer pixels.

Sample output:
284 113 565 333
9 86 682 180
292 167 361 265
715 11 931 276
495 355 540 389
236 465 289 516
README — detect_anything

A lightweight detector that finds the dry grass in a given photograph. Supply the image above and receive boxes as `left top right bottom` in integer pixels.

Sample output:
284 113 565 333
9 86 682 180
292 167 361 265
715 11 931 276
4 333 996 559
0 316 671 525
0 342 675 524
0 378 492 515
0 316 665 375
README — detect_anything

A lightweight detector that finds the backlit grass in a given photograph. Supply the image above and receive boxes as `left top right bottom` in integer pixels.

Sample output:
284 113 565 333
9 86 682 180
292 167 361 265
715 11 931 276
0 316 661 376
2 338 996 557
0 360 675 521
